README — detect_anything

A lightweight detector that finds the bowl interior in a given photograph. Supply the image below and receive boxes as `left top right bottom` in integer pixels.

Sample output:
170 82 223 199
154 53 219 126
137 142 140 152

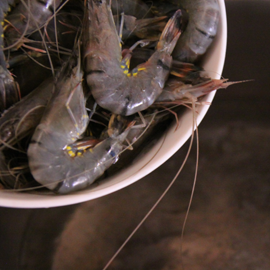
0 0 227 208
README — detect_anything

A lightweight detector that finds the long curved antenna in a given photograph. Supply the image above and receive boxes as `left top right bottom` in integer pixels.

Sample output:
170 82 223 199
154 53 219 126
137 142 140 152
20 0 55 76
102 110 197 270
180 100 199 270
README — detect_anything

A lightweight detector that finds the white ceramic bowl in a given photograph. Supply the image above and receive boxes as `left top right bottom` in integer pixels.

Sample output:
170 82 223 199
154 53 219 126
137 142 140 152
0 0 227 208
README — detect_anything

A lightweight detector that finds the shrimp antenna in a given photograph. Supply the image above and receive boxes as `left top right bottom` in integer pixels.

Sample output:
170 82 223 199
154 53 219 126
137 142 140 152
44 0 73 60
19 47 54 70
20 0 55 76
53 0 60 59
179 99 200 269
102 111 198 270
3 14 31 51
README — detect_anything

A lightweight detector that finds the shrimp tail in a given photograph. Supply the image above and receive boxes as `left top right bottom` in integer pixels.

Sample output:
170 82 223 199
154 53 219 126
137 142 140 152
157 9 183 54
170 60 203 83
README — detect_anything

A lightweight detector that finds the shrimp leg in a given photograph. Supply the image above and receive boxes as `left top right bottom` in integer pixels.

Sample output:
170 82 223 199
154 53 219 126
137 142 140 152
27 47 132 194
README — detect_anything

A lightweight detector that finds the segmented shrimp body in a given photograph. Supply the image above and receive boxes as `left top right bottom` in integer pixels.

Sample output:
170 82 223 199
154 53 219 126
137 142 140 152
0 0 20 112
173 0 220 62
27 50 131 194
84 0 182 116
27 52 88 191
0 77 54 148
4 0 63 48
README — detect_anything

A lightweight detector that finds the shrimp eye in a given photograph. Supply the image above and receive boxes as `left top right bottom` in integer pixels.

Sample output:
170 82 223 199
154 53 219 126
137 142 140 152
110 150 116 158
105 146 116 158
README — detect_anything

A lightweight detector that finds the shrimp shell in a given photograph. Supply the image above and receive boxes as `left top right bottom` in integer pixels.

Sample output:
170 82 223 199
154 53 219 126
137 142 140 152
27 49 132 194
173 0 220 62
0 77 54 148
4 0 63 48
84 1 182 116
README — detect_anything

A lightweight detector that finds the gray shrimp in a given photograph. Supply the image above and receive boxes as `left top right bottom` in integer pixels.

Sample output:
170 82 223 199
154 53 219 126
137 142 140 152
0 0 16 54
0 0 20 112
0 0 62 112
84 0 182 116
27 49 132 194
4 0 63 49
172 0 220 63
0 64 20 113
0 77 54 149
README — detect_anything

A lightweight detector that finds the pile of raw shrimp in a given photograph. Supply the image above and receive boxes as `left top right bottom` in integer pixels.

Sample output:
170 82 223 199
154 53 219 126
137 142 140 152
0 0 233 194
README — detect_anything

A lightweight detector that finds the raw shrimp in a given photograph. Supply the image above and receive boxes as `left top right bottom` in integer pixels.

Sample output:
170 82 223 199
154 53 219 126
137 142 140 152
84 0 182 116
27 49 87 192
0 0 20 112
0 0 62 112
172 0 220 62
0 77 54 149
27 48 133 194
4 0 63 49
0 0 15 55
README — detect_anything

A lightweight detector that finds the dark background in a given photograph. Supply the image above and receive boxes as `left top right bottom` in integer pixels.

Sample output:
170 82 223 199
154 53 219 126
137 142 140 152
1 1 270 269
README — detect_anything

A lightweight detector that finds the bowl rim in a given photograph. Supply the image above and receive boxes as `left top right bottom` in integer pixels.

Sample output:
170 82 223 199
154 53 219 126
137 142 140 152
0 0 227 208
